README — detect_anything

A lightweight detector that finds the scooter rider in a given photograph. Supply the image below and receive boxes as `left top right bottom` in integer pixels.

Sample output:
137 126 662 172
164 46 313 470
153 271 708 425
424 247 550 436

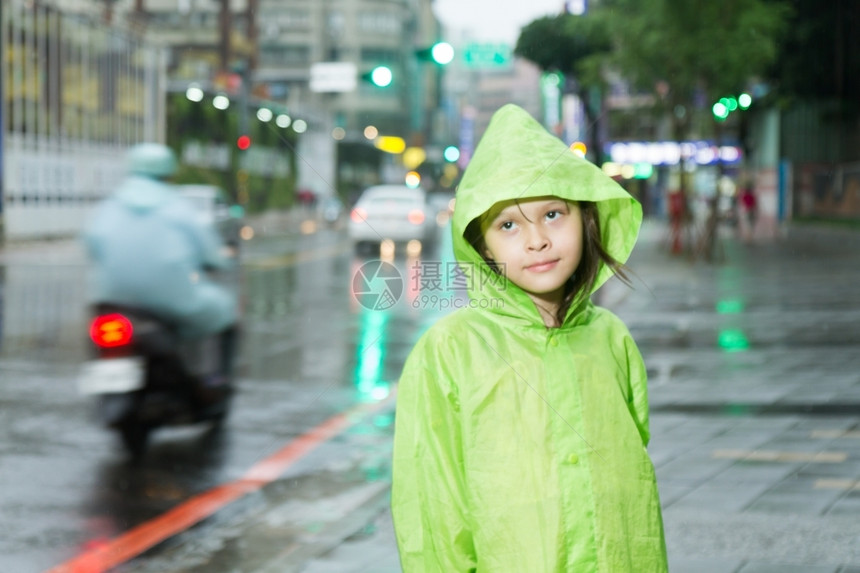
82 143 238 382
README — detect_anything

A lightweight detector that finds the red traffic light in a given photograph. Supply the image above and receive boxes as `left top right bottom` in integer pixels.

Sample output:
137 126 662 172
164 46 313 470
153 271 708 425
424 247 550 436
237 135 251 150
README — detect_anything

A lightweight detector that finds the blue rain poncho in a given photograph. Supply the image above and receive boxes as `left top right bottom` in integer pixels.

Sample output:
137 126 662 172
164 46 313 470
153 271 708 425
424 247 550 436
83 175 236 338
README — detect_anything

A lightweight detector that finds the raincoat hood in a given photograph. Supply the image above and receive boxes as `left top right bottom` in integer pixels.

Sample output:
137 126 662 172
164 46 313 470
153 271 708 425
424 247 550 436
114 175 175 213
452 104 642 325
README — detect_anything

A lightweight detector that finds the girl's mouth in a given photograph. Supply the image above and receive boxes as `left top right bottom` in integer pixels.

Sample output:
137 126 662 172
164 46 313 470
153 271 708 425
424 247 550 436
526 259 560 272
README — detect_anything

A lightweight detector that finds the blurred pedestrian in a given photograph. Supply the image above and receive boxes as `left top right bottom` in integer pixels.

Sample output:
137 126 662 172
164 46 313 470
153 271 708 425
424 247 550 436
738 182 758 242
391 105 667 572
82 143 238 370
296 188 317 210
667 188 688 254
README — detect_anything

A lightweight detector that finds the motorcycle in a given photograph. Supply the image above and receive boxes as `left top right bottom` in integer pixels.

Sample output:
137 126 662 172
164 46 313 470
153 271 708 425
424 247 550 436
78 303 235 456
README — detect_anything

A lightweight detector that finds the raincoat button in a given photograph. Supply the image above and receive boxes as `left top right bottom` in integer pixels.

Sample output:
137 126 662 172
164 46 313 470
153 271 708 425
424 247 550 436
566 453 579 464
549 337 559 347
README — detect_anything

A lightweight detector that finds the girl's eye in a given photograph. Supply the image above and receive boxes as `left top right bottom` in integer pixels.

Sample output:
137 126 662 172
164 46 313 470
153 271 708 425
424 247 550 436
546 210 562 220
499 221 515 231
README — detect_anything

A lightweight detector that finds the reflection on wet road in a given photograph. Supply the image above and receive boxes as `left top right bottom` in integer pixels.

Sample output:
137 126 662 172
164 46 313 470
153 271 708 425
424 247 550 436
0 221 454 571
4 220 860 571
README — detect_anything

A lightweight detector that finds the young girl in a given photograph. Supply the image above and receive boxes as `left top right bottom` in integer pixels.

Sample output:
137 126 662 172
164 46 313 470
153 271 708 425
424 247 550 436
391 104 668 572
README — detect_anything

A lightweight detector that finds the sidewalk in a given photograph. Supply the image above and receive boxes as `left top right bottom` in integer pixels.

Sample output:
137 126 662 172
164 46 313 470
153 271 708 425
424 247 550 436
297 219 860 573
619 221 860 572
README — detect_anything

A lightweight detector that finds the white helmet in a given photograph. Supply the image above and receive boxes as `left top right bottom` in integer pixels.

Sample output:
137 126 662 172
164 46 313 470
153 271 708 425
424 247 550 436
127 143 178 179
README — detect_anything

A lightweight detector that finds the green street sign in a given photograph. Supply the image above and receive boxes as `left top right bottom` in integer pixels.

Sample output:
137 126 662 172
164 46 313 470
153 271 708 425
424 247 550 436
463 43 511 68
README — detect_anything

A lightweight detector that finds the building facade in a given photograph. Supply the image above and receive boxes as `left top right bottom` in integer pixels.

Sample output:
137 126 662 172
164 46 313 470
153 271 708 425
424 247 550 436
95 0 444 198
1 0 166 239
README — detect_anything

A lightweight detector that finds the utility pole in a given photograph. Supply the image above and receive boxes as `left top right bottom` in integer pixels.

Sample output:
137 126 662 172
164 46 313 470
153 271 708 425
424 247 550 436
246 0 258 72
102 0 114 24
0 0 5 243
218 0 231 73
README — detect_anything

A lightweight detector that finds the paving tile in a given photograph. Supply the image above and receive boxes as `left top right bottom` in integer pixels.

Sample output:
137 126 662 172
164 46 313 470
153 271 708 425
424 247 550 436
824 490 860 517
656 455 735 483
766 477 838 494
792 462 860 480
745 490 842 516
658 483 698 507
667 557 744 573
709 461 800 485
737 562 838 572
668 483 771 513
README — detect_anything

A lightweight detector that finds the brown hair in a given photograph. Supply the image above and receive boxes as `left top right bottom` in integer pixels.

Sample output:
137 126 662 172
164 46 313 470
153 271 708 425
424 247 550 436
465 200 629 325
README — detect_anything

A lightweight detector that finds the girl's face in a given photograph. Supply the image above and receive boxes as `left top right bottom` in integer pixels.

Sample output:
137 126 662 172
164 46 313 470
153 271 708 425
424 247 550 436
481 196 583 307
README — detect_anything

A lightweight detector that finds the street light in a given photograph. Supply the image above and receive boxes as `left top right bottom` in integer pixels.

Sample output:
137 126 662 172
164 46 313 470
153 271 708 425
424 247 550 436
186 85 204 102
256 108 273 122
213 94 230 110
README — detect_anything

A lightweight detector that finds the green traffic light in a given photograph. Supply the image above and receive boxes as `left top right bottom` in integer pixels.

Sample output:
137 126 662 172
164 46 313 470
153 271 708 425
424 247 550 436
738 93 752 109
416 42 455 65
370 66 392 87
712 102 729 121
431 42 455 65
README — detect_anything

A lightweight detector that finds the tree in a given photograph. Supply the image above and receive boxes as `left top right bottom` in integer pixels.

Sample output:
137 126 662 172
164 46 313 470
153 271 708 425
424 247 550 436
604 0 791 259
767 0 860 109
607 0 789 133
515 13 612 165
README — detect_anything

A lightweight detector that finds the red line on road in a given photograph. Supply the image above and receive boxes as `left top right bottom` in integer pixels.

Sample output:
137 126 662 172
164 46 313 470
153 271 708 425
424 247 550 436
46 393 397 573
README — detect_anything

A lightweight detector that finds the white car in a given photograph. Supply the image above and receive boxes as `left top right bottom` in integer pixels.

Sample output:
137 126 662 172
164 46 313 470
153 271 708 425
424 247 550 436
426 191 456 227
177 184 244 247
348 185 432 251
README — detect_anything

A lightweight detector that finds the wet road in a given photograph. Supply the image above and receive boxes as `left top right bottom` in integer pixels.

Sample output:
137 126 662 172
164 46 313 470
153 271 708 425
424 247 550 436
0 215 452 573
2 217 860 572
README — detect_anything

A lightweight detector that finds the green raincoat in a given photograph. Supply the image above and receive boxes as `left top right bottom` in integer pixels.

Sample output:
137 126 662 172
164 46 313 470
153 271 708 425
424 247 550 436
391 104 668 572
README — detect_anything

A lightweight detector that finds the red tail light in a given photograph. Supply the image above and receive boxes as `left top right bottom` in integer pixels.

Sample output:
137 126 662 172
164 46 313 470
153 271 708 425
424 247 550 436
408 209 425 225
351 207 368 223
90 314 134 348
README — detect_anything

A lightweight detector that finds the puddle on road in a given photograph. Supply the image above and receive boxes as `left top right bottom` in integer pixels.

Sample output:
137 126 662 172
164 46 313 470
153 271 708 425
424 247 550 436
0 265 89 364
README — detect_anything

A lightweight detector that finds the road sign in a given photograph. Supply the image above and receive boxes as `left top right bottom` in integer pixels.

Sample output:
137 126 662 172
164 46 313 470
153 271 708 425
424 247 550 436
463 43 511 68
310 62 357 93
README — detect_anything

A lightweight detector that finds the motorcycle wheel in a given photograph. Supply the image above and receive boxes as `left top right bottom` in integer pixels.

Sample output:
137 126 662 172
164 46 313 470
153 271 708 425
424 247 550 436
119 420 151 457
207 393 232 428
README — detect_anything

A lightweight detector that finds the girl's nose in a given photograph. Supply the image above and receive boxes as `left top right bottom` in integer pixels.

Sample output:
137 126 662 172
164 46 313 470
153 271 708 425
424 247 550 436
526 226 550 251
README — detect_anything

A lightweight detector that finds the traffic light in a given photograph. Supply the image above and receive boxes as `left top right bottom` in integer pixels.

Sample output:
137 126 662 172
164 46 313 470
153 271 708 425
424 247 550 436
361 66 393 87
443 146 460 162
237 135 251 150
712 93 753 121
415 42 455 65
712 102 729 121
